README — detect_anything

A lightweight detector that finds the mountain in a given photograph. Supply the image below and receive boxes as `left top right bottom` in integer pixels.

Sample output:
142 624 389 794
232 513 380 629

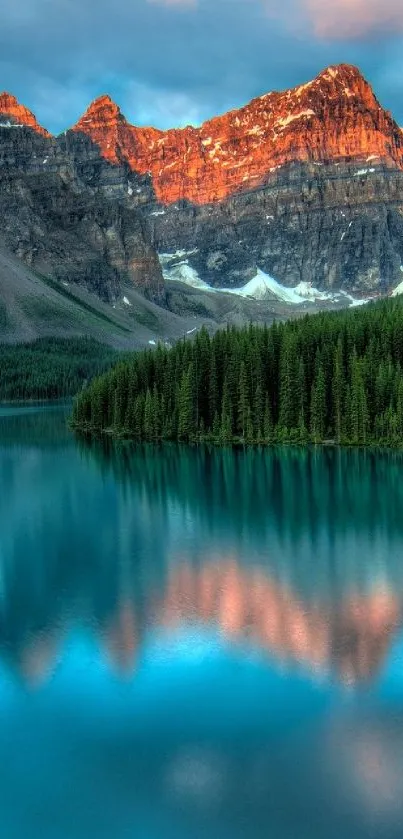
74 65 403 204
0 93 50 136
1 63 403 331
0 94 164 305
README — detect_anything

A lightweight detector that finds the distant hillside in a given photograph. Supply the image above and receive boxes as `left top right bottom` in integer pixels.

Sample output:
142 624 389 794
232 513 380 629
0 243 220 350
0 337 118 401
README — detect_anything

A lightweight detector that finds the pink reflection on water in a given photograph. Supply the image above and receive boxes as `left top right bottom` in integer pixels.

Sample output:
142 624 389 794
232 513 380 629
12 557 403 689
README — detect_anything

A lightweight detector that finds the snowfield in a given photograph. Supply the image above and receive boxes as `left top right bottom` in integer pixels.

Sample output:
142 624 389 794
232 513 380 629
161 260 212 291
231 271 305 303
392 281 403 297
160 256 371 308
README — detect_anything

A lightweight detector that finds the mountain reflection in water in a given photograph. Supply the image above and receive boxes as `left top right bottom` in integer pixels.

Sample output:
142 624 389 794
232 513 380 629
0 555 401 687
2 410 403 838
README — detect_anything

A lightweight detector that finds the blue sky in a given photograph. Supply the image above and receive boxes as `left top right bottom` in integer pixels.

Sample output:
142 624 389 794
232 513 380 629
1 0 403 133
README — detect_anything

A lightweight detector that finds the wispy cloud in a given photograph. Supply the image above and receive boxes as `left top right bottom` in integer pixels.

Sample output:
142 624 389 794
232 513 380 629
303 0 403 39
123 81 202 127
148 0 196 7
1 0 403 133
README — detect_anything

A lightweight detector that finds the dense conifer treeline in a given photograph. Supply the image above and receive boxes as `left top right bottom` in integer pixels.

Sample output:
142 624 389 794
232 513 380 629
72 300 403 446
0 337 118 401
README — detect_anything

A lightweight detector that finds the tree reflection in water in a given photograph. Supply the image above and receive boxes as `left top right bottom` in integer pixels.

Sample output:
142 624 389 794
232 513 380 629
2 420 403 837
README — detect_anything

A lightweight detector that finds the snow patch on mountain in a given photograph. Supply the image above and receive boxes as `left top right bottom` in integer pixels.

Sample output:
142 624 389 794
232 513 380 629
354 168 376 176
343 294 369 307
160 250 199 263
160 257 371 308
293 281 334 301
275 110 316 131
391 272 403 297
231 270 305 303
161 259 211 291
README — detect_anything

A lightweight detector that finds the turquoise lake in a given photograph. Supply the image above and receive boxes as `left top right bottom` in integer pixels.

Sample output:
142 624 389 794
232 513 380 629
1 404 403 838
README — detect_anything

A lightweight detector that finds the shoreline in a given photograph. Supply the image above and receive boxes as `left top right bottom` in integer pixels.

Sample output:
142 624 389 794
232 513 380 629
0 398 72 405
69 423 403 452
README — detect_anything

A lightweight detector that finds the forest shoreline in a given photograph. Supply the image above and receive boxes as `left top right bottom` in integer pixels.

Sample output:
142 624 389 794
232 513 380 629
71 300 403 450
69 422 403 452
0 397 71 405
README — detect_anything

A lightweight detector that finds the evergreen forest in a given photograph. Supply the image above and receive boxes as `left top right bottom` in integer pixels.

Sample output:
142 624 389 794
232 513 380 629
0 337 119 401
71 299 403 447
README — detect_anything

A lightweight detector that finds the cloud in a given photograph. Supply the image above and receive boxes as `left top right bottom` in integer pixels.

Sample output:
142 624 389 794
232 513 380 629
0 0 403 134
149 0 196 6
301 0 403 40
122 81 202 127
148 0 196 7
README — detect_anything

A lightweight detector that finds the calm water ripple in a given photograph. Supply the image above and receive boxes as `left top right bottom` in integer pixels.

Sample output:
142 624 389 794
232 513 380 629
1 404 403 838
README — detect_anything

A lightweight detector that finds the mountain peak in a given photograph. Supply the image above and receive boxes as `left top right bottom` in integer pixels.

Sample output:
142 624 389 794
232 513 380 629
313 63 378 103
75 94 125 128
90 93 121 112
0 92 19 108
0 92 49 136
317 62 364 80
73 95 129 164
70 63 403 204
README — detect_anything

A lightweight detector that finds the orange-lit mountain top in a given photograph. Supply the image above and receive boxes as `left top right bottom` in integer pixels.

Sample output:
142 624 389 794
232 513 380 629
0 92 50 137
2 64 403 204
72 63 403 203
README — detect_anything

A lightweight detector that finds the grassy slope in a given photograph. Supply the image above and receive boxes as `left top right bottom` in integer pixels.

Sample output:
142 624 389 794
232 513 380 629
0 244 220 350
0 241 351 356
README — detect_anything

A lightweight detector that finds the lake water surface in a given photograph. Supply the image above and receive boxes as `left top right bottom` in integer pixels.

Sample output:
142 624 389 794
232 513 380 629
1 404 403 838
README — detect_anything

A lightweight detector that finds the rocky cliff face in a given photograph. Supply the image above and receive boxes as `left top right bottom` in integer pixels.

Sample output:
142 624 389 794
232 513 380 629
0 97 163 302
0 92 50 136
73 64 403 294
2 64 403 301
74 65 403 205
147 161 403 293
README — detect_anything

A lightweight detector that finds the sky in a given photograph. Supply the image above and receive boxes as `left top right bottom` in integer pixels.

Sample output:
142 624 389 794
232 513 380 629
1 0 403 133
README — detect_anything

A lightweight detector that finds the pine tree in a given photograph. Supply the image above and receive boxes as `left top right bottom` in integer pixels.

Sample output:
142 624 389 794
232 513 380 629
238 361 249 439
178 365 194 441
220 378 233 444
144 389 153 440
113 365 127 429
349 354 368 444
246 406 254 444
133 395 145 438
212 410 220 439
397 378 403 438
310 364 326 443
263 394 273 442
152 383 161 440
278 333 298 433
90 380 103 429
296 356 308 441
254 379 264 440
209 351 219 426
125 364 139 431
332 338 344 443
